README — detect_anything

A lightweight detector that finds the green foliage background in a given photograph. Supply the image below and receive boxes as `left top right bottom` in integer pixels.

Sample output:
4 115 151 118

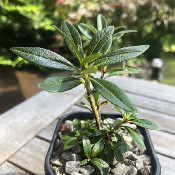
0 0 175 80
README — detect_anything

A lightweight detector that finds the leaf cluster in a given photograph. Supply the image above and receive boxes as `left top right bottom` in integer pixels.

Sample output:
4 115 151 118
10 14 163 175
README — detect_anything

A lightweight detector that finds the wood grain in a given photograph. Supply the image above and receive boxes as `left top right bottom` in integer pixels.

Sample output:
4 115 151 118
9 138 49 175
158 154 175 175
0 86 85 165
108 76 175 103
0 162 29 175
150 130 175 158
38 105 88 142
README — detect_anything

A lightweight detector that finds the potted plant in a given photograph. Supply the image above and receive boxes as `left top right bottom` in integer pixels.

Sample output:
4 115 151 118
11 14 162 175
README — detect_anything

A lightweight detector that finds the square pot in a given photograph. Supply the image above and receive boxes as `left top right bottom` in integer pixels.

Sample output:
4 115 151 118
45 112 161 175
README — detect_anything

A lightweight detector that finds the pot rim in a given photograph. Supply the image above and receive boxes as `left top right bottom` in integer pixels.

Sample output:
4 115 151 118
45 111 161 175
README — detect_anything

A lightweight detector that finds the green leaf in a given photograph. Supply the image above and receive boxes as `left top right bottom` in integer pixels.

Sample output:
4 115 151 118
83 53 102 64
113 119 121 128
80 66 98 74
93 45 149 67
38 76 82 92
63 137 77 150
97 14 107 31
78 23 97 35
113 30 137 41
107 65 141 72
79 102 92 112
78 25 92 39
99 101 108 106
62 21 82 57
102 145 114 164
114 148 124 163
111 106 123 115
90 158 109 175
114 26 126 31
87 26 114 56
131 119 163 130
125 126 146 150
10 47 76 71
54 25 83 65
82 135 92 158
90 78 135 112
117 142 130 153
83 129 102 137
106 68 141 77
73 119 81 132
80 159 88 166
91 140 104 157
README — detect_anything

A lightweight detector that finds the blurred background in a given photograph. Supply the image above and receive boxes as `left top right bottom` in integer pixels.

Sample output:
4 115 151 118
0 0 175 113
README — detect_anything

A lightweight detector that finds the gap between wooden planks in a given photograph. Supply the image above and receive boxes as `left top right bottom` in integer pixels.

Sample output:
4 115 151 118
2 104 175 175
0 85 85 165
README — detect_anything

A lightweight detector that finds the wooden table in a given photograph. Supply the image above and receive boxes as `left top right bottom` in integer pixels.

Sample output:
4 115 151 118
0 76 175 175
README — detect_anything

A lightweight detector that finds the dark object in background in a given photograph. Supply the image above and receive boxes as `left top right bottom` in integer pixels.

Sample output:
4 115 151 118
151 58 163 82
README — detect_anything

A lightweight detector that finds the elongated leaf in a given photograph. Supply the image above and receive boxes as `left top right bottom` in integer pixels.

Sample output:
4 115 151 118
90 158 108 175
80 159 88 165
82 135 92 158
90 78 135 112
113 30 137 41
101 36 112 54
63 137 77 150
83 53 102 64
93 45 149 67
54 25 83 64
79 102 92 112
78 23 97 34
63 22 82 56
78 25 92 39
131 119 163 130
125 126 146 150
114 26 126 31
103 145 114 164
113 119 121 128
97 14 107 31
10 47 76 71
83 129 102 137
114 148 124 163
87 26 114 56
73 119 81 132
38 76 81 92
106 69 141 78
91 140 104 157
78 23 97 39
111 106 123 115
107 65 140 72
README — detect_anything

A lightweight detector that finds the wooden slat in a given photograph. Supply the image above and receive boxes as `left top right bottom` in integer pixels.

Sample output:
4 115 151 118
0 86 85 165
0 162 29 175
38 105 88 141
91 100 175 134
150 130 175 158
37 105 87 141
108 76 175 103
157 154 175 175
127 93 175 116
9 138 49 175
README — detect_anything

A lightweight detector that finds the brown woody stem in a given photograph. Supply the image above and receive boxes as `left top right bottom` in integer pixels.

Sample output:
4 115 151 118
84 74 101 130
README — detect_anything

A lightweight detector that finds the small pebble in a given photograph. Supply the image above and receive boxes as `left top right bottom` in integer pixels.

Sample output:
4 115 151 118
65 161 80 174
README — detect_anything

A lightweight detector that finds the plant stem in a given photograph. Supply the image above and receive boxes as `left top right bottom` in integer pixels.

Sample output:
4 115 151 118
84 74 102 130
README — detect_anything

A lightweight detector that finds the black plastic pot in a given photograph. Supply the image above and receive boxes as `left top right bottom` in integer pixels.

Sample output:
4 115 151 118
45 112 161 175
